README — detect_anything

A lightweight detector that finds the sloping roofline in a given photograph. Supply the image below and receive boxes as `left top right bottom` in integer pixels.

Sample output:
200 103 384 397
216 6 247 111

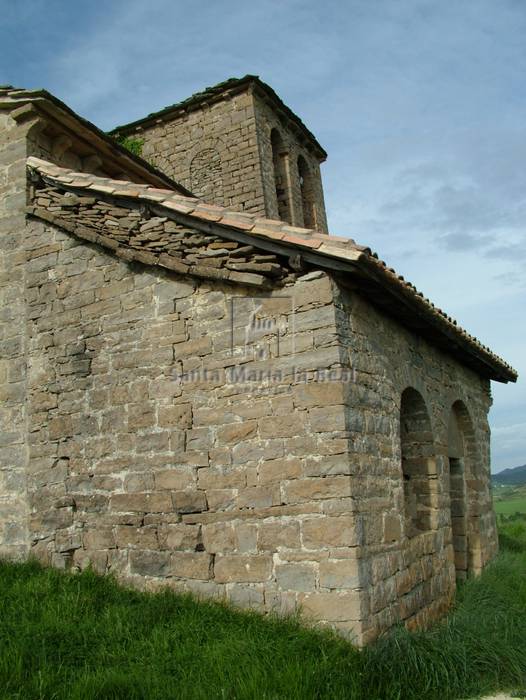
26 157 518 384
109 75 328 161
0 85 193 196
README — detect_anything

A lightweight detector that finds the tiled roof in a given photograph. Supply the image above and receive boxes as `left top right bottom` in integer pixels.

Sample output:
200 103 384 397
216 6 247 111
0 85 192 195
110 75 327 160
26 157 517 384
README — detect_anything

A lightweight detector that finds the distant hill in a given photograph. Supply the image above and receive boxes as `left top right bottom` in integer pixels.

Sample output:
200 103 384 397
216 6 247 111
492 464 526 486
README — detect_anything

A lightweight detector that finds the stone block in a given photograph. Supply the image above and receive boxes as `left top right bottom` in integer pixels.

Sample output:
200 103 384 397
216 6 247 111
294 381 344 408
275 563 316 592
319 559 360 589
383 514 402 543
216 420 257 443
129 550 171 577
114 525 159 550
158 524 200 551
227 585 265 610
197 466 246 490
206 489 237 511
303 454 352 477
308 406 347 433
214 555 272 583
302 516 359 548
83 528 115 550
258 521 300 550
299 591 363 622
201 522 236 553
283 476 351 504
172 490 208 514
158 403 192 429
110 493 173 513
171 552 212 580
235 522 258 553
258 457 302 484
236 486 280 509
258 414 303 439
155 468 195 491
232 439 284 465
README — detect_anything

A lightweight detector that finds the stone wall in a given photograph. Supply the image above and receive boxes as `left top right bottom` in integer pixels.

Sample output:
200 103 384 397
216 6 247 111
10 205 498 642
0 117 499 644
254 97 328 232
19 213 369 638
133 86 328 231
138 87 264 214
0 113 31 560
29 181 293 289
332 283 496 641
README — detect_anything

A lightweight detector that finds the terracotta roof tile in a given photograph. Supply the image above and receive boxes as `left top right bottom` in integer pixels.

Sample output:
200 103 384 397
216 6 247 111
146 187 176 197
253 217 287 230
25 156 517 383
88 183 114 194
140 189 170 202
282 234 324 249
191 203 225 221
281 225 315 237
250 226 286 240
218 212 255 231
113 187 142 198
162 199 196 215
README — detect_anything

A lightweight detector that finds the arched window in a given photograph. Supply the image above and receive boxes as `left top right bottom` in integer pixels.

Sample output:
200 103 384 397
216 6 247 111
400 388 437 538
270 129 291 224
447 401 471 580
297 155 316 229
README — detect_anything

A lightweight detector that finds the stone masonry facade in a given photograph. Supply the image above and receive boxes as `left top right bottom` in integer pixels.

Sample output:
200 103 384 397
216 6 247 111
0 82 516 644
113 77 329 232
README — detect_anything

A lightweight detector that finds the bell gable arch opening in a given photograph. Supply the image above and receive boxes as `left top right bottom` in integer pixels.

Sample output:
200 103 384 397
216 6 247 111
400 387 438 538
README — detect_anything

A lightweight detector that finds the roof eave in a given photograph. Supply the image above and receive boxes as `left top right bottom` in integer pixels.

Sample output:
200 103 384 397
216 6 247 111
354 256 518 384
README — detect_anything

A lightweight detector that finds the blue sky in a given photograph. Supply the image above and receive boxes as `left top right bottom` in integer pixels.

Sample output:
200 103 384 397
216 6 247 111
2 0 525 471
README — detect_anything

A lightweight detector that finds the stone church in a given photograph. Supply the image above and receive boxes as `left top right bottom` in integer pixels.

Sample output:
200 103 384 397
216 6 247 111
0 76 517 644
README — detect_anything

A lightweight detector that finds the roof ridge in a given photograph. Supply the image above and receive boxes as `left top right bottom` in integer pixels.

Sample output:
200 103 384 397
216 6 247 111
109 75 327 159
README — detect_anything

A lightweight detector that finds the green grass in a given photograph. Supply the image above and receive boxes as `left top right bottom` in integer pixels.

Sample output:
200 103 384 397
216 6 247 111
1 522 525 700
494 497 526 515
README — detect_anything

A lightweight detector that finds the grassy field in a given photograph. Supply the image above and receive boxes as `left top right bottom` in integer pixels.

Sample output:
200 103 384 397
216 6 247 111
493 484 526 517
0 521 525 700
495 498 526 515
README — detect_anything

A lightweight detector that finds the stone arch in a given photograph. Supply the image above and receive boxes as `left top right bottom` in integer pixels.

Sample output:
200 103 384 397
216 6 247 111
149 154 176 181
400 387 438 538
270 128 292 224
448 400 477 578
297 154 316 229
189 147 224 205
